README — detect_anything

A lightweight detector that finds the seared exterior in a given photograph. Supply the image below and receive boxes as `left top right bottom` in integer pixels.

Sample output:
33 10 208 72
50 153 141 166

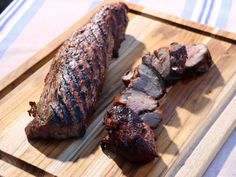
25 3 128 139
101 105 157 163
102 42 212 163
143 42 212 86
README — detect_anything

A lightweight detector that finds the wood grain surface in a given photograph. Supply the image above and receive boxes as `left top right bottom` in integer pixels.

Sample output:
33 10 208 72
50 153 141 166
0 1 236 176
175 94 236 177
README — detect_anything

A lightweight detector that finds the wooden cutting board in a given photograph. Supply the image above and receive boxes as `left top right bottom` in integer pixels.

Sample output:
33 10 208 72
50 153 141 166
0 1 236 176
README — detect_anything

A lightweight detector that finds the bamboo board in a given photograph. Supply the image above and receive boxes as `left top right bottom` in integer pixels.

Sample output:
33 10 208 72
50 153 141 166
0 1 236 176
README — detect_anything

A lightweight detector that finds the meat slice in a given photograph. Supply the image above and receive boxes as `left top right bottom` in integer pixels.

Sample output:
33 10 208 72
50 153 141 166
102 42 212 163
169 42 187 71
101 105 157 163
142 52 157 70
139 109 162 129
164 42 187 85
143 43 212 86
168 42 213 80
142 47 180 86
113 89 158 114
25 3 128 139
135 64 165 99
185 43 212 75
122 64 165 99
143 48 171 80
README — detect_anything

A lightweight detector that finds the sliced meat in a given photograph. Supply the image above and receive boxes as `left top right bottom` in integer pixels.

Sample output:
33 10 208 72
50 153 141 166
129 64 165 99
101 105 157 163
169 42 186 67
143 43 212 86
102 42 212 163
169 42 213 79
145 47 171 80
165 42 187 85
169 42 187 69
185 43 212 75
142 46 182 86
113 89 158 114
139 109 162 129
142 52 156 68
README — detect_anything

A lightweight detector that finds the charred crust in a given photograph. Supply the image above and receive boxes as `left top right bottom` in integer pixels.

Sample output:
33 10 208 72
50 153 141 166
28 101 38 118
102 42 212 163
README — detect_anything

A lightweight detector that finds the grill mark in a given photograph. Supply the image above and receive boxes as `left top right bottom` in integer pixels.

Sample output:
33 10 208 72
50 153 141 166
79 33 104 92
94 79 99 95
90 27 100 44
83 33 102 79
57 93 72 125
67 65 89 115
98 10 117 39
80 34 101 75
90 26 108 58
77 41 95 100
50 105 61 125
90 26 107 68
53 8 123 126
53 91 65 124
84 22 115 96
96 21 107 41
77 41 94 74
61 35 93 116
84 77 92 96
61 74 84 124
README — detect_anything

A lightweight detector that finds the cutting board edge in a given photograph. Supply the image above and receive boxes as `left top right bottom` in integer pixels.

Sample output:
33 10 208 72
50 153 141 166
0 1 236 176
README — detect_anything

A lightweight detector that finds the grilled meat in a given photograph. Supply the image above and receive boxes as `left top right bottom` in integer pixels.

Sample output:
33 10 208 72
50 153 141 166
102 42 212 163
131 64 165 99
143 42 212 86
101 105 157 163
185 43 212 75
25 3 128 139
143 48 171 80
122 64 165 99
113 89 158 114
